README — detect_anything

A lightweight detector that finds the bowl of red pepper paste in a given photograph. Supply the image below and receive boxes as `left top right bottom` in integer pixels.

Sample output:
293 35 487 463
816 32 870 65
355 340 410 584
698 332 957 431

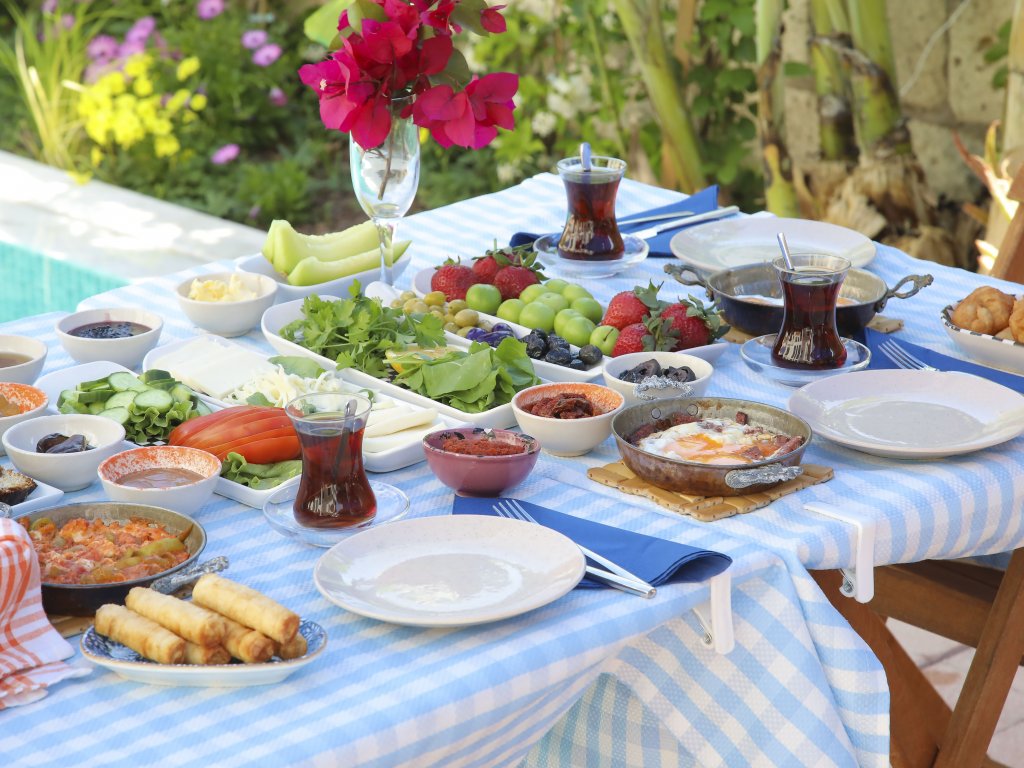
422 427 540 497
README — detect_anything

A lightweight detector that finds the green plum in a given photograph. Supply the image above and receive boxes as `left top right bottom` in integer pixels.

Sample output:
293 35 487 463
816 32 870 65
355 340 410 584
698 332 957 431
542 278 569 295
518 284 547 304
570 297 603 324
465 283 502 315
536 292 570 314
496 298 525 323
590 325 620 356
519 301 557 333
561 284 593 302
561 315 596 347
553 308 581 336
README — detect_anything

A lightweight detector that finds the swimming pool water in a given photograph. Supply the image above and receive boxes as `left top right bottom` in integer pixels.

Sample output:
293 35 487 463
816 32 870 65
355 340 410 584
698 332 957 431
1 241 126 323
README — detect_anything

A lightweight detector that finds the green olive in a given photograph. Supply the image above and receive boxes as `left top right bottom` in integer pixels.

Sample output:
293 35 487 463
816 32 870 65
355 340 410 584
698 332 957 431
457 326 473 337
443 322 460 333
424 291 446 306
448 299 468 313
402 298 420 313
454 309 479 327
400 290 417 301
411 300 430 314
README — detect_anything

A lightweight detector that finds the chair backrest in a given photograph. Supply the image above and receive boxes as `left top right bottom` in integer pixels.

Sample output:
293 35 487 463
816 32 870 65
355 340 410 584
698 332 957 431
990 168 1024 285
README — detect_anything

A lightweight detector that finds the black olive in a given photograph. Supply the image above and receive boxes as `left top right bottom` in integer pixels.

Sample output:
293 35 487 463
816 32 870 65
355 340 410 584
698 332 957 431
544 347 573 365
577 345 603 366
546 334 569 349
568 358 587 370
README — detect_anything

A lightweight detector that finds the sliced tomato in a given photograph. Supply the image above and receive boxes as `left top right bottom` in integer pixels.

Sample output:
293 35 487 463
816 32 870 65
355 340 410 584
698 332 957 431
169 406 299 463
185 413 290 452
202 427 300 462
169 406 278 445
213 435 301 464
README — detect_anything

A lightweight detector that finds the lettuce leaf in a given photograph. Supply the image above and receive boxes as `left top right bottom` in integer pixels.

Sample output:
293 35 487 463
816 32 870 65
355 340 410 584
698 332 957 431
221 452 302 490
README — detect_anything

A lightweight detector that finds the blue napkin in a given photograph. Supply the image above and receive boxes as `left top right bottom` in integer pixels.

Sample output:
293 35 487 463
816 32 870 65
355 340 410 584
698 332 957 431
452 495 732 589
865 328 1024 394
510 185 721 258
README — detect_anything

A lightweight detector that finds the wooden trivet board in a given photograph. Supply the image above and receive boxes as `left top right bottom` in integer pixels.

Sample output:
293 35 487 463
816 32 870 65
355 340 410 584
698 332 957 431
48 584 194 639
587 462 834 522
723 315 902 344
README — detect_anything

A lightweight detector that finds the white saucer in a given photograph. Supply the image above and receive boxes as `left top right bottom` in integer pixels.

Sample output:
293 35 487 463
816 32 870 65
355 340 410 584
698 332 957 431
740 334 870 387
533 234 649 279
263 481 410 547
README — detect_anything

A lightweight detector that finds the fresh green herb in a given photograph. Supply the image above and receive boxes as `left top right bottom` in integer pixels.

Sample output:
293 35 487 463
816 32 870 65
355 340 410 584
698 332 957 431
279 283 445 379
221 452 303 490
388 338 539 413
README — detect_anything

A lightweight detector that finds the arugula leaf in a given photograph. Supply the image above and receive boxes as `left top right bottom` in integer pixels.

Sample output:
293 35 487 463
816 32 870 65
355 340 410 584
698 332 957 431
269 356 325 379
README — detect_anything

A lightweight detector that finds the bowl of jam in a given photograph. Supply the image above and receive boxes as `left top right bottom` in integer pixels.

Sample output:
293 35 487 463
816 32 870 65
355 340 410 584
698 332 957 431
55 308 163 369
422 427 540 497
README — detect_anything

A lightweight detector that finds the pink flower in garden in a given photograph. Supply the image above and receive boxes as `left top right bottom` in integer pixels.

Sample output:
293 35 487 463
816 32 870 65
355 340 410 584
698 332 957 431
196 0 224 21
268 87 288 107
61 14 75 30
126 16 156 44
87 34 118 61
252 43 282 67
42 0 57 14
211 144 240 165
118 39 146 58
241 30 268 50
480 5 507 34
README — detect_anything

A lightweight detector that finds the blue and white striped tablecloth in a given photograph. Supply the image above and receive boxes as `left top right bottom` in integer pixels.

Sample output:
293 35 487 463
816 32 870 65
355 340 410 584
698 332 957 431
2 176 897 767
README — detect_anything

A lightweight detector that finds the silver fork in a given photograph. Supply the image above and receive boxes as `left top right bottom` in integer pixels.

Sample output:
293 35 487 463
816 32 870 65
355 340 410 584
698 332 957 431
493 500 656 599
878 339 939 371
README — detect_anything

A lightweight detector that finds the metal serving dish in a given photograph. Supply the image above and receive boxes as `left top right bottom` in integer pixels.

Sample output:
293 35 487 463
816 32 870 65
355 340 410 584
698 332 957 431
611 397 812 497
665 262 932 337
16 501 206 616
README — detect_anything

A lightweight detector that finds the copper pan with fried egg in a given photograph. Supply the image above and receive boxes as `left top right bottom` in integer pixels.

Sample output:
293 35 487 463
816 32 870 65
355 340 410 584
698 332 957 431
612 397 812 497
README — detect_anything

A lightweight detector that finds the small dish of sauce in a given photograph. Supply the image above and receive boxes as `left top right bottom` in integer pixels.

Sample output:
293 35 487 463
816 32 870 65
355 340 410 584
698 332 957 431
69 321 151 340
115 467 207 489
0 352 33 368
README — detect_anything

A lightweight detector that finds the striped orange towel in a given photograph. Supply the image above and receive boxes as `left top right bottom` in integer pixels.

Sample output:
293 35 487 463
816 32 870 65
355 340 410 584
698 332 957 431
0 518 90 709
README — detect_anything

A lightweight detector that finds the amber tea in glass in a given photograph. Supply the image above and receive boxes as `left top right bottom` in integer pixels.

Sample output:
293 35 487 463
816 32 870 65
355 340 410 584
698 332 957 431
556 155 626 261
285 393 376 529
770 253 851 369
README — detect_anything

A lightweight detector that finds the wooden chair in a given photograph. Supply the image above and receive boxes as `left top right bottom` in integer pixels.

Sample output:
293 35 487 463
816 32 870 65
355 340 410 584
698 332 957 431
990 169 1024 284
811 549 1024 767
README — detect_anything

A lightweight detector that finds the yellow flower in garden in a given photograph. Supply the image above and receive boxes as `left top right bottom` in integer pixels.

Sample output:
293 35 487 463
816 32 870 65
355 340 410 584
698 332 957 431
149 117 173 137
177 56 200 82
189 93 208 111
97 71 126 96
133 77 154 97
85 111 113 146
114 93 138 112
182 110 198 124
90 147 103 167
155 135 180 158
123 54 152 79
166 89 191 113
113 111 144 148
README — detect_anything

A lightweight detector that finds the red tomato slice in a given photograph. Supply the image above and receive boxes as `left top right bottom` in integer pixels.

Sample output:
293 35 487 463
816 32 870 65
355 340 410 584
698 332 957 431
169 406 280 445
213 435 302 464
203 427 300 463
178 413 291 452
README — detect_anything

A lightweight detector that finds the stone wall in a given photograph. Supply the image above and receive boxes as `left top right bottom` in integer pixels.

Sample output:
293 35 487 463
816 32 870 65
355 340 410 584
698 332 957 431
781 0 1011 202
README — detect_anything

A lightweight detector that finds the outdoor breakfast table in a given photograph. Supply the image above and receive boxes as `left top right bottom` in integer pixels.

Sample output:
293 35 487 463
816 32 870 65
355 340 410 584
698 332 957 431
4 172 1008 768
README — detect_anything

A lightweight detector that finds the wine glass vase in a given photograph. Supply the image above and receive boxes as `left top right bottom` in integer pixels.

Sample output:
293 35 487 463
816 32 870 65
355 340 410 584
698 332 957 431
349 104 421 286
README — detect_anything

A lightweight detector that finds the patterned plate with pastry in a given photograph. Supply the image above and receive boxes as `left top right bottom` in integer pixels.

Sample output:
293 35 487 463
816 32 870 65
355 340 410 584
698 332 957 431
81 618 326 686
942 286 1024 374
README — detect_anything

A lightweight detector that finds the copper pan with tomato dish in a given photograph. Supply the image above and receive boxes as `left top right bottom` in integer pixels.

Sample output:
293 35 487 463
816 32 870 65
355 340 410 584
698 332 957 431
611 397 811 497
16 501 206 616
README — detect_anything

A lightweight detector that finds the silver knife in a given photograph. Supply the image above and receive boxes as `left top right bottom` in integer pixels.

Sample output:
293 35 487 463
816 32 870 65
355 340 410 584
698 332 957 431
631 205 739 240
586 565 657 598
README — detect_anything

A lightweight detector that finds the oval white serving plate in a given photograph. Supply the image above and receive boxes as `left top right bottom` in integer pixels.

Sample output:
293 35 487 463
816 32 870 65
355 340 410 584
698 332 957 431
940 302 1024 375
314 515 585 627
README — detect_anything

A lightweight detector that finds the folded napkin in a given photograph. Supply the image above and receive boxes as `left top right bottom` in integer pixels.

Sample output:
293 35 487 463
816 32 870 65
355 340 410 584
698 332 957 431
509 185 721 258
865 328 1024 394
0 519 89 709
452 496 731 589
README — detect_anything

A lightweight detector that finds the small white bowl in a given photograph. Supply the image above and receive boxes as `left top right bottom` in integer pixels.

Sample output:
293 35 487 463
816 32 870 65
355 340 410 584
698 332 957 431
0 383 49 457
98 445 221 514
0 335 48 384
941 302 1024 374
602 351 714 405
512 382 624 457
55 308 163 369
176 271 278 337
2 413 126 490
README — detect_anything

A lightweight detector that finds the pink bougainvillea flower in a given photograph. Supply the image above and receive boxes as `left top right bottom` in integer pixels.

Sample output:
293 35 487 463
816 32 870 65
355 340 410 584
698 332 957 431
87 34 118 61
252 43 282 67
421 0 459 34
196 0 224 21
480 4 507 34
465 72 517 131
126 16 156 44
211 144 240 165
268 87 288 107
241 29 268 50
413 84 475 148
418 34 452 77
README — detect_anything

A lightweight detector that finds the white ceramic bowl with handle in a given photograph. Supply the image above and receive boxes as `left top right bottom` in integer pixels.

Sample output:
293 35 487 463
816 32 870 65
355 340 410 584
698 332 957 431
3 413 126 490
176 271 278 337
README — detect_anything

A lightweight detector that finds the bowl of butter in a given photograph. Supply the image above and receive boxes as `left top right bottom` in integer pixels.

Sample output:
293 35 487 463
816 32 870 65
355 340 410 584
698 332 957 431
176 271 278 337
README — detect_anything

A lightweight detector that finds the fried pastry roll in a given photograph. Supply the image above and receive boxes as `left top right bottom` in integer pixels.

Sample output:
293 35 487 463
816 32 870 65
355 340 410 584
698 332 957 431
218 614 274 664
192 574 299 644
125 587 227 646
273 632 308 661
95 604 185 665
183 642 230 666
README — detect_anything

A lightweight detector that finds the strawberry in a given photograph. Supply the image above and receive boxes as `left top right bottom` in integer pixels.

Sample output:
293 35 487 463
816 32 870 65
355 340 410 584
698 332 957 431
601 281 663 330
471 254 501 284
493 265 539 301
657 296 729 350
430 258 478 300
611 323 649 356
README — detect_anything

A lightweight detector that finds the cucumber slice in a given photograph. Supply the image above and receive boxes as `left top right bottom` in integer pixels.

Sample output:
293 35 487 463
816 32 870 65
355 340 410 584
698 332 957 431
57 389 79 406
105 391 137 409
87 401 105 415
170 384 193 404
77 390 112 405
109 372 144 392
58 400 88 415
80 376 114 392
132 388 174 413
99 406 130 425
141 369 173 384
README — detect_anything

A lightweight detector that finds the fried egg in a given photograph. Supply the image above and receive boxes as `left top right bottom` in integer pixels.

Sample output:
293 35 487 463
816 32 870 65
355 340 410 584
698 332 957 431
637 417 789 465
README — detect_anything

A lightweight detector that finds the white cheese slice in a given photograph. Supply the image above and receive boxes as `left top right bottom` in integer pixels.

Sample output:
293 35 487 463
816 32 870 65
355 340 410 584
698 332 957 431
149 339 275 399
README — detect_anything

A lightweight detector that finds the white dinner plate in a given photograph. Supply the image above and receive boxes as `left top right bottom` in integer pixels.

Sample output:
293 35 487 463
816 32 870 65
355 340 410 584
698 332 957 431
35 361 133 413
670 217 876 273
789 369 1024 458
314 515 585 627
237 252 410 305
80 619 326 687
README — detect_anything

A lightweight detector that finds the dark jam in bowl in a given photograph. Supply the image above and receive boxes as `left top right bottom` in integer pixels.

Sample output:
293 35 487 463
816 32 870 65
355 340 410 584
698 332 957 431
69 321 151 339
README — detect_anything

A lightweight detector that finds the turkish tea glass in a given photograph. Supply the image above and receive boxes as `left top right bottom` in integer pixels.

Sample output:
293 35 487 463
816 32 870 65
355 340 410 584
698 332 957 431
556 155 626 261
770 253 851 369
285 393 376 529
